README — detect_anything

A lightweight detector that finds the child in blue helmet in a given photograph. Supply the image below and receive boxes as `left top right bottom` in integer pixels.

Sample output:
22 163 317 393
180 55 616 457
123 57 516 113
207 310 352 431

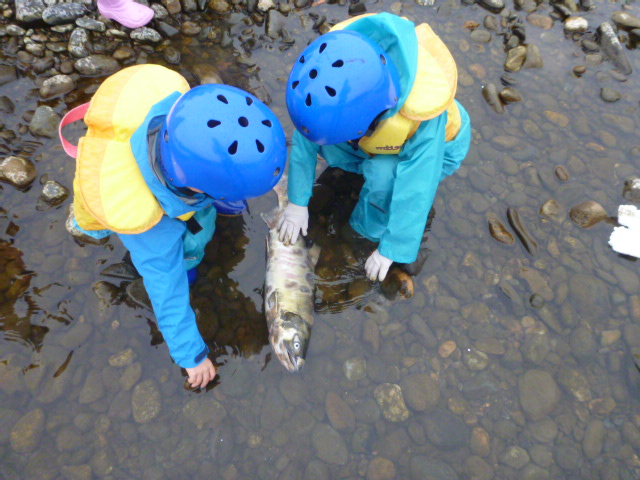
278 13 472 282
62 65 287 389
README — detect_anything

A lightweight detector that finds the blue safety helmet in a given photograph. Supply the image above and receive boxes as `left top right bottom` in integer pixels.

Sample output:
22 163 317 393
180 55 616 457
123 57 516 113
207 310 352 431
286 30 401 145
159 84 286 202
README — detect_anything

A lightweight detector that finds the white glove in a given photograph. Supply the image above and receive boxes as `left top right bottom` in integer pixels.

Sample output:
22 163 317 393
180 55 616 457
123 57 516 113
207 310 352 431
365 249 393 282
277 203 308 245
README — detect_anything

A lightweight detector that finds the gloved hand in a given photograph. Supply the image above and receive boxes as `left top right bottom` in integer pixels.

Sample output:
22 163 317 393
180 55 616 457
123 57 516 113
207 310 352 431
277 203 308 245
365 249 393 282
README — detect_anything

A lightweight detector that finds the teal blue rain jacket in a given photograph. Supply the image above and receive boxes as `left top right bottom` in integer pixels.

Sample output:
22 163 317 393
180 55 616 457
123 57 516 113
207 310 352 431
288 13 472 264
119 93 217 369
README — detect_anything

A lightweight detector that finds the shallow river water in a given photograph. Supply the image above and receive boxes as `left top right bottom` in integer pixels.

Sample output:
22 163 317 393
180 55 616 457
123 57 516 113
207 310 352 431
2 0 640 479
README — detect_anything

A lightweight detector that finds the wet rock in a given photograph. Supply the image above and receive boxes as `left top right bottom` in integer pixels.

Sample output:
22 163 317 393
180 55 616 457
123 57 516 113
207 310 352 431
78 370 104 404
527 13 554 29
119 362 142 391
0 96 15 113
569 200 608 228
554 442 583 472
477 0 504 13
583 419 606 460
0 66 17 87
565 16 588 32
597 22 632 75
462 370 502 399
529 418 558 443
183 396 227 430
518 369 561 421
410 456 459 480
0 156 37 189
41 75 76 101
311 424 348 465
505 46 527 71
507 207 538 256
400 374 440 412
557 366 592 402
10 408 45 453
470 427 491 457
523 44 544 69
74 54 119 76
16 0 46 22
130 27 162 43
522 325 551 364
61 465 92 480
266 8 287 39
612 11 640 30
260 387 285 430
109 348 137 367
68 28 91 58
325 392 355 431
76 16 106 32
470 30 491 43
38 180 70 209
192 64 223 85
343 357 366 381
464 456 493 480
409 314 437 348
131 379 161 423
481 83 504 114
569 326 597 361
366 457 396 480
42 3 86 25
569 274 611 321
522 464 549 480
622 177 640 203
600 87 621 102
501 445 530 469
499 87 522 103
373 383 410 422
29 106 60 138
424 409 469 449
488 214 515 244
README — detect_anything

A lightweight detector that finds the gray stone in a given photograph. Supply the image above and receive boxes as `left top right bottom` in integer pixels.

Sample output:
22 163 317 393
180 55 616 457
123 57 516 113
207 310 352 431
410 456 459 480
15 0 46 22
518 370 561 420
131 379 161 423
29 106 60 138
42 3 86 25
569 274 611 322
373 383 410 422
79 370 104 404
74 54 119 76
0 156 37 189
0 66 17 87
183 396 227 430
311 424 348 465
424 409 469 449
400 374 440 412
68 28 91 58
583 419 606 460
76 16 106 32
10 408 45 453
130 27 162 43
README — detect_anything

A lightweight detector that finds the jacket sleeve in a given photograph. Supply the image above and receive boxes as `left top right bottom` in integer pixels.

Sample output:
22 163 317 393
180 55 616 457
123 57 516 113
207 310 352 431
287 129 320 207
378 112 448 264
119 216 208 369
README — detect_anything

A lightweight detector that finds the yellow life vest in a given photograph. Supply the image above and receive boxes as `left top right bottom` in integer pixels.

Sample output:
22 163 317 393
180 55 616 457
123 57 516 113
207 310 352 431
331 16 462 155
73 64 194 234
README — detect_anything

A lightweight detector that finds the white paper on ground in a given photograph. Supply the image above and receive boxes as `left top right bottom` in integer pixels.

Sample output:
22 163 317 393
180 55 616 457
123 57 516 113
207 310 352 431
609 205 640 258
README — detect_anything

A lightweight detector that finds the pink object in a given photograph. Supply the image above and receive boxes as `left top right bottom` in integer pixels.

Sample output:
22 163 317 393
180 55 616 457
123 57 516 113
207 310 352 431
97 0 154 29
59 102 90 158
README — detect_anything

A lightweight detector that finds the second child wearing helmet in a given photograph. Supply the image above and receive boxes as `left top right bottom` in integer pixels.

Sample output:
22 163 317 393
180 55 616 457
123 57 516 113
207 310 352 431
279 13 472 282
64 65 286 389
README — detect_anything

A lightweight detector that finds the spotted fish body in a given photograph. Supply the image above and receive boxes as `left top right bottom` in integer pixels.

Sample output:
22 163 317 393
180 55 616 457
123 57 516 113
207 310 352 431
263 175 319 372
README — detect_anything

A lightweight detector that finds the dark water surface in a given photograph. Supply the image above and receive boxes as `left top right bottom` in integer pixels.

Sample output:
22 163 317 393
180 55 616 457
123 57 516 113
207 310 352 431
2 0 640 479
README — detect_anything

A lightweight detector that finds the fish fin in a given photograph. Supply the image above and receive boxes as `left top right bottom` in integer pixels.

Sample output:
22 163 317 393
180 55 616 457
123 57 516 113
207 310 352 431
308 244 321 267
261 209 280 230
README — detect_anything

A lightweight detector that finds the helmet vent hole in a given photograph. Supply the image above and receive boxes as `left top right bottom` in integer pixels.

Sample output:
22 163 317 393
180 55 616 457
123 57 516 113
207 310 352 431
262 119 273 127
217 95 229 104
274 167 281 177
256 140 265 153
380 54 387 65
238 117 249 127
299 55 305 64
164 131 169 142
309 69 318 79
207 120 221 128
302 126 310 135
319 43 327 53
305 94 312 106
228 141 238 155
332 60 344 68
325 86 336 97
292 80 299 90
245 97 253 106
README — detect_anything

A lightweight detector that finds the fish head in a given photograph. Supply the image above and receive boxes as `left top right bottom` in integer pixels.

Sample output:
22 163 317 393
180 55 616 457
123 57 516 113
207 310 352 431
269 311 310 372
